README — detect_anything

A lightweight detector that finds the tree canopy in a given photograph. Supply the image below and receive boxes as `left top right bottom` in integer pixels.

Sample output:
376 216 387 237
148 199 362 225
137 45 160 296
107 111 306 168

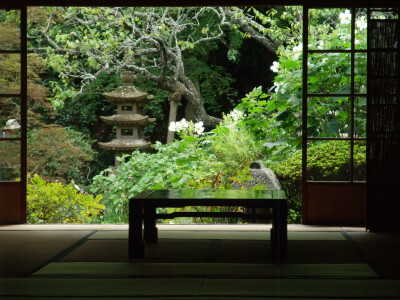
28 6 284 126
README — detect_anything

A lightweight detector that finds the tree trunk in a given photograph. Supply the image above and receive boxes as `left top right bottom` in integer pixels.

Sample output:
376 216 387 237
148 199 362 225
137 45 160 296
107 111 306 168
183 90 221 127
162 80 222 127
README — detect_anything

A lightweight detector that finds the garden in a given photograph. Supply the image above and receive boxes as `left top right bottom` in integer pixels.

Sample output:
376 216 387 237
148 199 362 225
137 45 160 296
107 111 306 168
0 7 367 224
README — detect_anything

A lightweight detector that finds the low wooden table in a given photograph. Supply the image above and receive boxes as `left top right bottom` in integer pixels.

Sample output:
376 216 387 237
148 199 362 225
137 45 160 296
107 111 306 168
129 189 287 262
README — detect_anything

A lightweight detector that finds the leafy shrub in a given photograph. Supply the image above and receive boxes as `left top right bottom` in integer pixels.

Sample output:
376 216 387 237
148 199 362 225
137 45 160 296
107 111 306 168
235 87 297 162
90 140 223 223
235 87 276 142
27 174 104 223
91 111 267 223
56 73 120 135
27 124 96 184
211 125 263 175
0 139 20 180
271 140 366 223
209 111 264 175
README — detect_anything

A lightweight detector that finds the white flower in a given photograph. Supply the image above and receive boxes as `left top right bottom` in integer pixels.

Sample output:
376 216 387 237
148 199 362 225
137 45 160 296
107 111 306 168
229 109 243 121
355 40 360 45
181 118 189 128
293 42 303 53
194 121 204 135
293 43 303 59
356 16 367 31
317 40 324 50
225 123 236 131
280 83 288 94
273 81 281 93
175 122 182 132
168 121 176 132
270 61 280 73
339 10 351 25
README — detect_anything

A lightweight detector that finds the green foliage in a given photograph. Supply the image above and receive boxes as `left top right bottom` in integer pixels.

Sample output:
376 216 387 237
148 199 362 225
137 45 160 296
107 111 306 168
234 87 297 163
184 53 238 115
28 7 277 123
27 125 96 184
271 140 366 223
0 11 20 50
269 8 367 143
236 87 281 141
307 141 366 181
27 174 104 224
174 168 265 224
226 29 243 63
0 140 20 181
135 73 170 139
22 6 372 226
210 114 263 174
56 73 121 136
0 53 20 94
91 110 266 223
91 140 223 223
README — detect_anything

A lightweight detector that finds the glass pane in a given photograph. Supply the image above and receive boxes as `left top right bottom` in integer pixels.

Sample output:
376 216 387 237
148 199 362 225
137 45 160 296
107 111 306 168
0 54 21 94
0 97 21 138
355 9 367 50
308 53 351 94
0 10 20 50
0 140 20 181
355 53 367 94
307 140 350 181
354 140 366 182
308 8 351 50
354 97 367 138
307 97 350 138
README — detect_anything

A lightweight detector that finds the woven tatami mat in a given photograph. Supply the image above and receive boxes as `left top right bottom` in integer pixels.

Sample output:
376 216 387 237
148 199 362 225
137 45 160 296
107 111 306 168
1 278 400 298
89 230 346 240
0 231 92 276
34 262 378 278
60 239 361 264
347 231 400 278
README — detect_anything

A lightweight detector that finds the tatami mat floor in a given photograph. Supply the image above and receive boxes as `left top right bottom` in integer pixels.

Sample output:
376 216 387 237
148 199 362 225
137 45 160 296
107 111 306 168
0 224 399 299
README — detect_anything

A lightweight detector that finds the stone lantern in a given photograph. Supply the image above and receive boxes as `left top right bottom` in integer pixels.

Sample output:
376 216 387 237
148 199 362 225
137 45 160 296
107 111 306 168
98 71 155 166
3 119 20 136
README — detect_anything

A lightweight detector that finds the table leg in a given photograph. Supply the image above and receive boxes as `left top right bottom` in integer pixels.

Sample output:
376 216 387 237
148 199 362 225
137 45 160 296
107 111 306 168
271 211 277 261
278 200 287 261
272 201 287 262
144 205 158 243
129 200 145 259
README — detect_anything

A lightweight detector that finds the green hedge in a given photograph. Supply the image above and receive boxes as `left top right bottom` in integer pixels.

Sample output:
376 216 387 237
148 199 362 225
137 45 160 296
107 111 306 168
271 140 366 223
